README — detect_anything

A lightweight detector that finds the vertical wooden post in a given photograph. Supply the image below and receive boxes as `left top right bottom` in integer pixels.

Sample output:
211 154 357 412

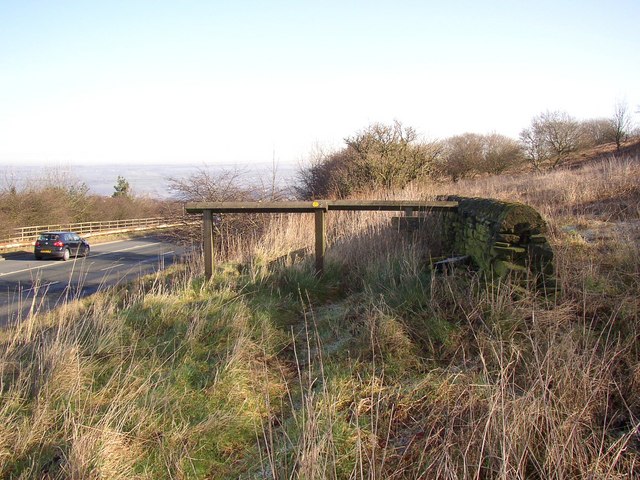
203 210 215 280
314 208 326 275
404 206 415 238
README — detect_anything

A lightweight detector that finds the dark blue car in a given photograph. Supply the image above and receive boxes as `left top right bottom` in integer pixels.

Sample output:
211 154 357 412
34 231 90 261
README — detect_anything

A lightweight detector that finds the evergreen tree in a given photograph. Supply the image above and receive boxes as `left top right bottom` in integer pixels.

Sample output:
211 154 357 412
112 176 131 198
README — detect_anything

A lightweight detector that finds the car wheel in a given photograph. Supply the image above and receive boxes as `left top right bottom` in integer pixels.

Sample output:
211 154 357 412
84 245 90 257
62 248 70 261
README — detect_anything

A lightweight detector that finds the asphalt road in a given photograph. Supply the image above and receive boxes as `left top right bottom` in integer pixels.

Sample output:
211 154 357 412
0 236 186 327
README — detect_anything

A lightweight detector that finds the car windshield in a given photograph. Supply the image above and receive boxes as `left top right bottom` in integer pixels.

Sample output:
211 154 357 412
38 234 60 241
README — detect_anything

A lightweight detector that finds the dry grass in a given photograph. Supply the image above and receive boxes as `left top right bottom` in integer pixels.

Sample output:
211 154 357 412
413 154 640 222
0 154 639 478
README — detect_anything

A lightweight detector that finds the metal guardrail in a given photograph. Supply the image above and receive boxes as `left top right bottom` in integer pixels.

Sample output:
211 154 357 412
0 217 186 249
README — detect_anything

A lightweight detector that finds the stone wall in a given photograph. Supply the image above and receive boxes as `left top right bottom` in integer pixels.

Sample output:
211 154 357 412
438 196 555 288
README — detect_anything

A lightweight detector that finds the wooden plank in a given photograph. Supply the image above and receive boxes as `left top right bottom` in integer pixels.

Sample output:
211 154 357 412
315 209 326 275
185 200 457 214
203 210 215 280
326 200 458 211
186 201 328 214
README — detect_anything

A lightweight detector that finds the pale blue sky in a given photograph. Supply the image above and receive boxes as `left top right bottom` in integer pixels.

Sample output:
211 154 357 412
1 0 638 165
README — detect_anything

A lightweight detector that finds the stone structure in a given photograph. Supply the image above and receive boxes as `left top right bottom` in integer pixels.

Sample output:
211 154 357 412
438 196 556 288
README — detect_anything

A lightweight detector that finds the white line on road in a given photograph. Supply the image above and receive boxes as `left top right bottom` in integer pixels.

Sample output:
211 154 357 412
0 262 60 277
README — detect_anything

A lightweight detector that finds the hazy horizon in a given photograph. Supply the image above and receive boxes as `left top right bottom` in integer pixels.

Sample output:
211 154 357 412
0 161 299 199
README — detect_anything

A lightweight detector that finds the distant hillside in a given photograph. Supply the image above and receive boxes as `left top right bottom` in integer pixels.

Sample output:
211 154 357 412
560 138 640 168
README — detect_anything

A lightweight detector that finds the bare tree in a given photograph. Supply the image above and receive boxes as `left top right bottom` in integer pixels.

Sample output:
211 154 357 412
168 167 272 254
519 126 548 172
610 100 632 150
438 133 484 181
437 133 523 180
168 167 250 202
520 111 583 169
0 169 18 195
482 133 524 174
579 118 613 147
259 151 289 201
540 111 582 163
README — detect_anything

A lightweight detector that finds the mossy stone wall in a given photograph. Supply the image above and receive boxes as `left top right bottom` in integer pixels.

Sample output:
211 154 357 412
438 196 555 287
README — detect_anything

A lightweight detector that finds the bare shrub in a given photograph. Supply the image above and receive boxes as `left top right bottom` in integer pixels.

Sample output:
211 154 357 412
436 132 524 181
168 167 282 260
520 110 584 170
580 117 615 147
296 121 440 199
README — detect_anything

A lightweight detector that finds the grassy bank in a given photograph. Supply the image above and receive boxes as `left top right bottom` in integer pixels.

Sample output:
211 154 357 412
0 156 638 478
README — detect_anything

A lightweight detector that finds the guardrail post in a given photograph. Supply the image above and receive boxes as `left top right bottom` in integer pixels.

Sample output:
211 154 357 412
203 210 215 280
314 208 326 275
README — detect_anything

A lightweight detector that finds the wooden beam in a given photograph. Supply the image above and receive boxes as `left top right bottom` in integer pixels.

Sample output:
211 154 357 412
203 210 215 280
186 201 328 214
185 200 457 214
326 200 457 211
315 209 326 275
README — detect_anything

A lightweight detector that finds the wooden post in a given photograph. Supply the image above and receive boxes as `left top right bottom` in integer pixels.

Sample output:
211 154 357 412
314 208 326 275
404 207 415 237
203 210 215 280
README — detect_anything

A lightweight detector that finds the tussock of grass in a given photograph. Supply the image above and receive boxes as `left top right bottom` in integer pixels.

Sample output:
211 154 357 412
1 155 639 478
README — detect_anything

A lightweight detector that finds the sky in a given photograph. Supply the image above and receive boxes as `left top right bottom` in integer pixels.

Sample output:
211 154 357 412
1 0 639 167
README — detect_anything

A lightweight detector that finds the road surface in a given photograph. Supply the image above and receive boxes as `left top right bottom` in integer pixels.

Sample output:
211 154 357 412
0 236 186 327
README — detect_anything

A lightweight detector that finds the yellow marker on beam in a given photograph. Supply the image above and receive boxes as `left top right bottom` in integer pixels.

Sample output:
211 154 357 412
312 201 319 207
